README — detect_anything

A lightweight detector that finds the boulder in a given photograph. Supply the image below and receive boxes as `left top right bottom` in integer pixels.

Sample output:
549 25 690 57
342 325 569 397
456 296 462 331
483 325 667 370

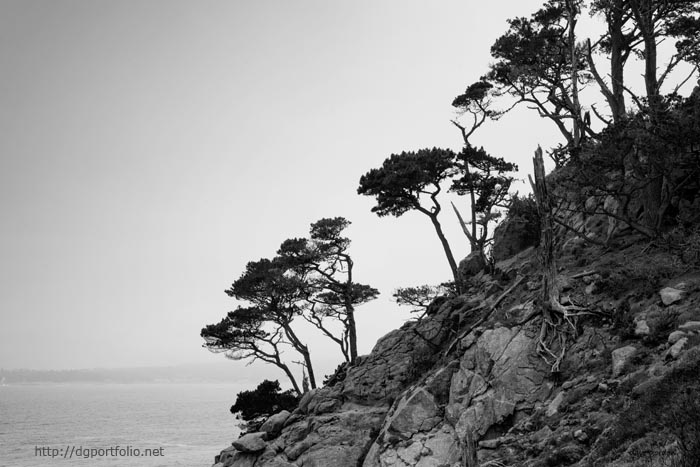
296 387 341 416
492 215 539 262
546 391 565 417
669 337 688 359
459 251 485 278
634 319 650 337
611 346 636 377
232 432 267 453
659 287 685 306
260 410 291 436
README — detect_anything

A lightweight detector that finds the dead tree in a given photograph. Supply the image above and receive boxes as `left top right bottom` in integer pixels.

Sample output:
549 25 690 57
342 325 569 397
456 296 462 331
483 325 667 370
529 146 586 372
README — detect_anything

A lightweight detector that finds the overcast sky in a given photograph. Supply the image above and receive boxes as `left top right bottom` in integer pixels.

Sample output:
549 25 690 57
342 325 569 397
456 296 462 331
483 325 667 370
1 1 602 380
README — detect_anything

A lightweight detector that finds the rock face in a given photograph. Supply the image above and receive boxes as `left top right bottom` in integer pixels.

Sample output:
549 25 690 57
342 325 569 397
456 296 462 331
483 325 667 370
213 241 700 467
342 302 453 404
359 324 553 467
214 299 457 467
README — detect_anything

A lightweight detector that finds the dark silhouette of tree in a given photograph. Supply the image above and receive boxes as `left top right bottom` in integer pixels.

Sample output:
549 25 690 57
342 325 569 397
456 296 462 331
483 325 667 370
451 81 519 263
487 0 592 163
201 306 303 395
393 283 455 318
226 258 317 390
626 0 699 108
202 257 317 393
357 148 462 290
278 217 379 364
451 80 504 142
588 0 639 123
448 142 518 262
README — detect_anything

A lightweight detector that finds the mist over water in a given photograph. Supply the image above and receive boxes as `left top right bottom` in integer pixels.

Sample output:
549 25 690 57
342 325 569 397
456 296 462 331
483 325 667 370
0 383 242 467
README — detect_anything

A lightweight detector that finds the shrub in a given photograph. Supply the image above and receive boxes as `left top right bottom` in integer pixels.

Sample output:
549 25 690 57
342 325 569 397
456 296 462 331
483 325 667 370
230 379 299 421
506 193 541 246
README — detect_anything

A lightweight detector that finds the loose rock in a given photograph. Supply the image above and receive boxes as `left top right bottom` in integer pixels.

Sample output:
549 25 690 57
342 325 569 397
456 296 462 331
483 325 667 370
260 410 291 436
232 433 267 453
668 337 688 359
611 346 636 377
659 287 685 306
668 330 687 344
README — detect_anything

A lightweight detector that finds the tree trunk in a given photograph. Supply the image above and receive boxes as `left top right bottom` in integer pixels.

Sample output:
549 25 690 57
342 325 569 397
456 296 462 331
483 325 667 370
345 259 358 364
283 323 317 389
531 147 557 311
630 0 658 104
278 362 302 396
429 213 462 292
300 348 316 390
567 0 582 146
609 0 626 121
347 306 358 364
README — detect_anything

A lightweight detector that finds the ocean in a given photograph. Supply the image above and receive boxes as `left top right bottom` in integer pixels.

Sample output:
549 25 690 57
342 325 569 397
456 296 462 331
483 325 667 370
0 383 243 467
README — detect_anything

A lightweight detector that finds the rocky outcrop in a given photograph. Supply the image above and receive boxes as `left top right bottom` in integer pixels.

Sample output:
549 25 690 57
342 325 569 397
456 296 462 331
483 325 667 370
361 323 553 467
342 300 454 404
213 243 700 467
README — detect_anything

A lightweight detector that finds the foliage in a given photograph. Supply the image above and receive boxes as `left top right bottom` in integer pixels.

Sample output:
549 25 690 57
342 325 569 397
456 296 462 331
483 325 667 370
487 0 591 157
358 148 462 289
452 80 501 142
358 144 518 289
450 144 518 255
392 283 456 317
357 148 456 218
504 193 542 248
230 379 299 421
202 256 316 395
555 92 700 236
277 217 379 364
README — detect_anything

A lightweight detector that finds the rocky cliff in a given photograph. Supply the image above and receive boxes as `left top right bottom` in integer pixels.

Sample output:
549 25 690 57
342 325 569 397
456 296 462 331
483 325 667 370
212 212 700 467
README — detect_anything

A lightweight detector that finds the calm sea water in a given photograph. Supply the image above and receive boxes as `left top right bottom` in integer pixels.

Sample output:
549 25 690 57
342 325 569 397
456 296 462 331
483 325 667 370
0 383 242 467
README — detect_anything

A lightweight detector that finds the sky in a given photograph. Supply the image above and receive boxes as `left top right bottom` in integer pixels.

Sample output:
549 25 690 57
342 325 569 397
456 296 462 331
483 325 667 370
1 0 682 383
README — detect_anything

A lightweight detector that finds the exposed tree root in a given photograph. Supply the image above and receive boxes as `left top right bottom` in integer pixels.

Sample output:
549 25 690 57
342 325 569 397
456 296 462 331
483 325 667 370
530 146 590 373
